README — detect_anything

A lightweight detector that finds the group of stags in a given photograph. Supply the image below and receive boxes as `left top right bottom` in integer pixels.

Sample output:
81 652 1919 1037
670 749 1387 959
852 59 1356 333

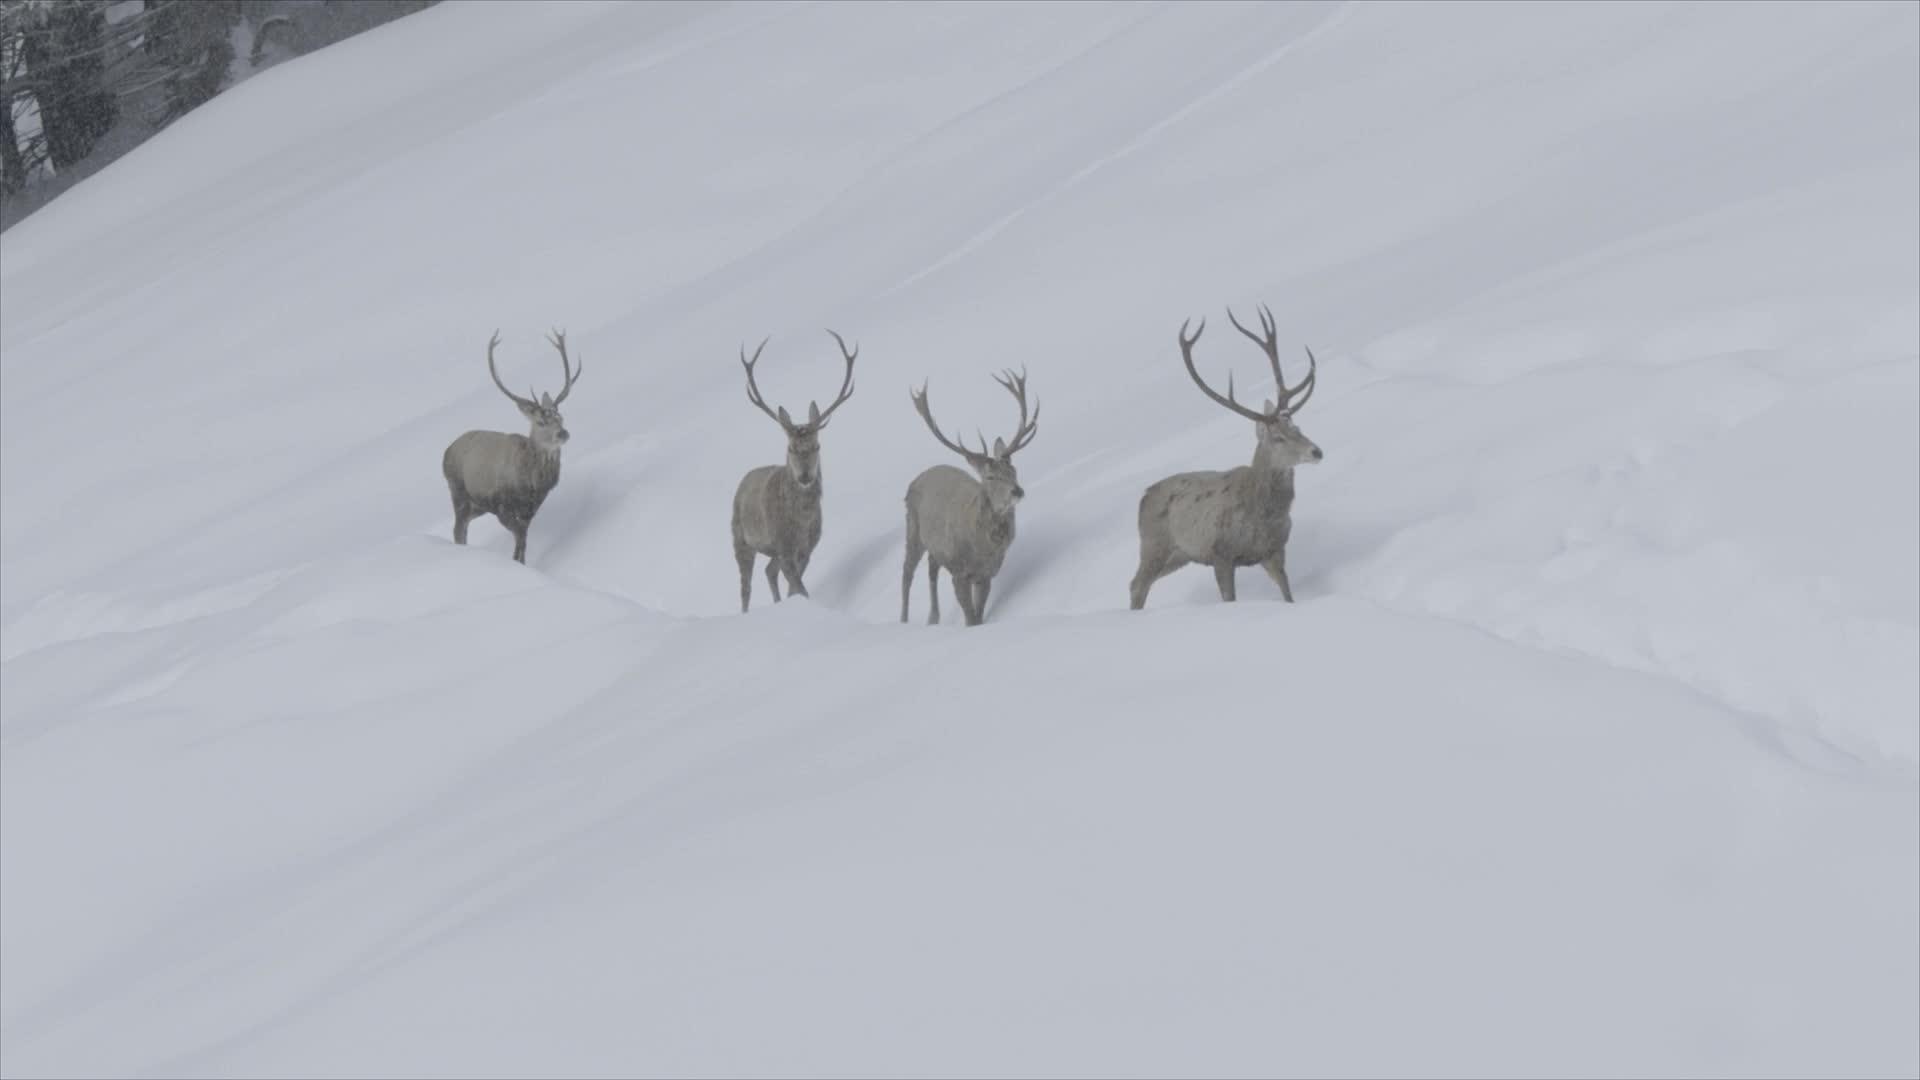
440 304 1323 625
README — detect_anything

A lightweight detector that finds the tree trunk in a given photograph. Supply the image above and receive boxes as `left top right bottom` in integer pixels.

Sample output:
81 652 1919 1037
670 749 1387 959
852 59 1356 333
0 92 26 193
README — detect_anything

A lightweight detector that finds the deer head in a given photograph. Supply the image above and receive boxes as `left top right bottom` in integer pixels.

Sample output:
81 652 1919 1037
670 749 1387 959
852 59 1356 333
911 367 1041 516
1177 304 1321 469
487 328 583 453
739 330 859 491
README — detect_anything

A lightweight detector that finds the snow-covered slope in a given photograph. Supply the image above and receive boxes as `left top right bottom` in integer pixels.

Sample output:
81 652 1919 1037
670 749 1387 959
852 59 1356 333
3 1 1916 1075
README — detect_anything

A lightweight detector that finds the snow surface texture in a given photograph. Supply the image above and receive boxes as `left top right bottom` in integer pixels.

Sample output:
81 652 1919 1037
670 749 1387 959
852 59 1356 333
2 1 1916 1076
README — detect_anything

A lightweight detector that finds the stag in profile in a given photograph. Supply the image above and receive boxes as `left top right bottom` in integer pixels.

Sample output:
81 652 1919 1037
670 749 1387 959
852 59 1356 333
1130 305 1322 609
901 368 1041 627
442 329 583 564
731 330 858 612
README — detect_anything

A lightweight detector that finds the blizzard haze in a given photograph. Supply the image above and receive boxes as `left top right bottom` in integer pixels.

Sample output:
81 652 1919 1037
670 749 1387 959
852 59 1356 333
2 1 1917 1077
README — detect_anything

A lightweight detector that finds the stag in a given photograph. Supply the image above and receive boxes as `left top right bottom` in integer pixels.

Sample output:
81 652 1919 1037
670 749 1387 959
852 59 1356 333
731 330 858 612
901 368 1041 627
1129 305 1322 610
442 329 583 564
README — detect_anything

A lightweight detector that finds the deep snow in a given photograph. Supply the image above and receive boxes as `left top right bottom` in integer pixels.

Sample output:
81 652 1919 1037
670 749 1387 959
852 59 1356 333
2 1 1916 1076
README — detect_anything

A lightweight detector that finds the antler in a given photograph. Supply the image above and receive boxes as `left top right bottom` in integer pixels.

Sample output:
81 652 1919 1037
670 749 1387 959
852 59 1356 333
1177 318 1268 422
911 369 1042 465
741 331 861 432
911 380 987 465
1225 303 1314 415
813 329 859 428
1290 346 1318 413
487 330 583 409
992 366 1040 457
486 330 538 409
739 335 790 431
545 328 583 405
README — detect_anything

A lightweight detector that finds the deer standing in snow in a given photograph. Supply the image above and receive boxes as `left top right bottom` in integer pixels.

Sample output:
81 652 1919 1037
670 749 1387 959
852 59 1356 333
901 368 1041 627
1130 305 1322 610
731 331 858 612
442 329 583 564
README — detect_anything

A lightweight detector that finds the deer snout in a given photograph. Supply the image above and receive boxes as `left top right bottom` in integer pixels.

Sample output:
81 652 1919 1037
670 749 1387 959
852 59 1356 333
1307 446 1322 463
1011 485 1025 501
556 428 571 444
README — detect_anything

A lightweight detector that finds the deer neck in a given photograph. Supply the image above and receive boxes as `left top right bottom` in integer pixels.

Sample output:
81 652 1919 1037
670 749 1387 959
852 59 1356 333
525 436 563 491
1247 443 1295 507
783 465 822 501
970 483 1016 542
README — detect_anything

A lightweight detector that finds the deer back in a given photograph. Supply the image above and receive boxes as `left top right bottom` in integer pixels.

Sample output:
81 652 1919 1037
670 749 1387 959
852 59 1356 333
445 429 560 504
1141 460 1294 568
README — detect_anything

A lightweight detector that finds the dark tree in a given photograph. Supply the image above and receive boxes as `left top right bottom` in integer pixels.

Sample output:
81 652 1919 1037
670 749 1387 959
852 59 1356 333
144 0 239 125
20 0 117 169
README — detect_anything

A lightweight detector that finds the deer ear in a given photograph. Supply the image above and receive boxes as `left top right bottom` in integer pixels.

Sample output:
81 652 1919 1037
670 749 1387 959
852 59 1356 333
808 401 821 425
993 436 1008 458
540 392 555 409
777 405 792 426
1261 398 1275 416
516 399 540 420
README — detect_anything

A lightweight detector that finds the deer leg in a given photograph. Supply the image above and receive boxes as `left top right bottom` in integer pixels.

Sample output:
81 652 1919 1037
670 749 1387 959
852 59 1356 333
1213 562 1237 602
735 541 755 613
510 523 529 564
926 559 942 625
973 578 992 623
1262 552 1295 604
765 559 782 603
901 528 924 624
954 574 983 627
1130 545 1172 611
447 481 474 545
784 557 810 599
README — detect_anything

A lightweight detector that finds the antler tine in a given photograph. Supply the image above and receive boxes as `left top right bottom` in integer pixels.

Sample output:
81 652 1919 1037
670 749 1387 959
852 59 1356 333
910 380 985 464
1285 345 1319 414
485 330 537 409
1226 303 1286 408
739 336 789 430
546 327 583 404
1179 315 1267 423
815 328 859 426
993 365 1041 455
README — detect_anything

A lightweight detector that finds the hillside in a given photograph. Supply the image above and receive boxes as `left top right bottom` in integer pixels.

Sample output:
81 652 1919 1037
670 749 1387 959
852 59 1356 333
2 2 1916 1076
